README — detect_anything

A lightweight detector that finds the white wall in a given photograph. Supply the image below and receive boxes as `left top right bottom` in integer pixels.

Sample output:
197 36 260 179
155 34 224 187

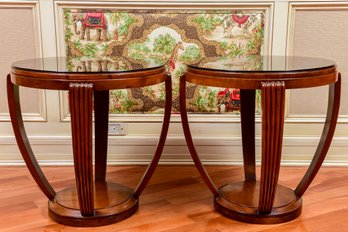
1 0 348 165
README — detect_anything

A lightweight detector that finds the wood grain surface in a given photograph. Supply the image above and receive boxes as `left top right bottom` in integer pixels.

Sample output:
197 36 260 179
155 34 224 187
0 165 347 231
8 64 172 226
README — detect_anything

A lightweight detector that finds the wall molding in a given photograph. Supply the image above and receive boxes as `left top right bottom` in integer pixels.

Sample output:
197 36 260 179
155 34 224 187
287 2 348 119
1 0 348 167
1 135 347 165
0 0 47 122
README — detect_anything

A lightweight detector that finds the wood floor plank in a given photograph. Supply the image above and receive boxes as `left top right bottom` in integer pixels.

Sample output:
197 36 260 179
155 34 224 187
0 165 347 231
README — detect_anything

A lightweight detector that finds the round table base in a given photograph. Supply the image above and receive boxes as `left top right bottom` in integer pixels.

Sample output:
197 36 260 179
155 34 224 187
48 182 138 227
214 181 302 224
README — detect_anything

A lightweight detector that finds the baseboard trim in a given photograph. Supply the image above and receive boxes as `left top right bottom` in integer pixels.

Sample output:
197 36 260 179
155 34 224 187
1 160 348 166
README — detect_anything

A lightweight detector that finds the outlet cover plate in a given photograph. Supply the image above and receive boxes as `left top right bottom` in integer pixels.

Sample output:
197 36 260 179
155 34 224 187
108 123 127 135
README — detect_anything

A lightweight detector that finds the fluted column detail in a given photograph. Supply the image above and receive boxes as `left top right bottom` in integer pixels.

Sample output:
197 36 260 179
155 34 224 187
69 83 94 216
258 81 285 213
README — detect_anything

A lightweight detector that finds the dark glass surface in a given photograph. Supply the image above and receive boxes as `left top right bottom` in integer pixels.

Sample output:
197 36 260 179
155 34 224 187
189 55 335 72
12 57 163 73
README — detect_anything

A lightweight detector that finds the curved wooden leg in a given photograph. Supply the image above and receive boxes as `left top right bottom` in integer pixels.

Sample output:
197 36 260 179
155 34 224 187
258 81 286 213
240 89 256 181
179 75 218 197
6 74 56 200
94 90 109 182
69 83 94 216
134 75 172 198
295 74 341 197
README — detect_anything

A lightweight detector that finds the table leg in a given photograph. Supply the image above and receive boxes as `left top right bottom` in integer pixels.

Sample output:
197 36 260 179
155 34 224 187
134 74 172 198
6 74 56 200
94 90 109 182
295 73 341 196
49 84 138 226
258 81 286 213
215 82 301 224
69 83 94 216
240 89 256 181
179 75 218 197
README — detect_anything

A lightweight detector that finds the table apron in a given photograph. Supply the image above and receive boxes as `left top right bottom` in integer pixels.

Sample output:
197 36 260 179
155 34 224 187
10 73 167 90
184 72 337 89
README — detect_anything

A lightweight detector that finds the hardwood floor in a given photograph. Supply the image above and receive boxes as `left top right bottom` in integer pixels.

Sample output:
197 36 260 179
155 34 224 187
0 165 347 231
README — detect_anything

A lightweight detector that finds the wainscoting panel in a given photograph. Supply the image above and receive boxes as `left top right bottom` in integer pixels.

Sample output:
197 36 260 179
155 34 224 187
0 2 46 122
288 3 348 118
1 0 348 165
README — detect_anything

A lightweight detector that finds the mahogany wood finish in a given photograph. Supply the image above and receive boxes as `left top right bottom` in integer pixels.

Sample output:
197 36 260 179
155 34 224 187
180 75 219 197
6 74 56 200
180 59 340 224
7 62 171 227
94 90 109 182
240 89 256 182
134 75 172 198
259 81 286 213
10 66 166 91
295 74 341 196
68 83 94 216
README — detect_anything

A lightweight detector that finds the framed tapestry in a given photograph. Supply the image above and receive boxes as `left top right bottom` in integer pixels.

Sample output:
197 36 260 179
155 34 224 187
56 3 270 119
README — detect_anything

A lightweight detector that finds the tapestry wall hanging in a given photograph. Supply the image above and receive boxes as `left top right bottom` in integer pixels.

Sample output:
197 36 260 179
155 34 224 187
64 9 265 114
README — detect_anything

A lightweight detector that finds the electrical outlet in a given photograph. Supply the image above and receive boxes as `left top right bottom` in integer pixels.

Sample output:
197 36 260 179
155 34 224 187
108 123 126 135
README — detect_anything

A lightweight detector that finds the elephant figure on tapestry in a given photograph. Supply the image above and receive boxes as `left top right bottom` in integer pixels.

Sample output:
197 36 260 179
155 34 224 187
76 60 92 72
72 12 108 41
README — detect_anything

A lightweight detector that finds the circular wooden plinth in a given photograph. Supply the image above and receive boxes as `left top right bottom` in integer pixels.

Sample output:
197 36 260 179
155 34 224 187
48 182 138 227
214 181 302 224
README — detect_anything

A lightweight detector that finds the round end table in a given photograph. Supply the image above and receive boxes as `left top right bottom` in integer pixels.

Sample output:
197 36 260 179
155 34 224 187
7 57 172 226
179 55 340 224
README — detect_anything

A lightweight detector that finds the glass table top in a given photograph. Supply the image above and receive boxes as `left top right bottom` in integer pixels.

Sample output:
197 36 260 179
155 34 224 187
12 56 335 74
188 55 335 72
12 57 163 73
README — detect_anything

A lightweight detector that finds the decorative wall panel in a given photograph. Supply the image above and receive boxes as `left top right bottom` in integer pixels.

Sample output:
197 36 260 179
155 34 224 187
289 6 348 117
63 9 265 114
2 1 348 165
0 6 44 120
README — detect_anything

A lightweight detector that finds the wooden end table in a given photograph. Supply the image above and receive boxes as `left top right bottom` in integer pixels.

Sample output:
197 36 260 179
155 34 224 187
179 55 340 224
7 57 172 227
